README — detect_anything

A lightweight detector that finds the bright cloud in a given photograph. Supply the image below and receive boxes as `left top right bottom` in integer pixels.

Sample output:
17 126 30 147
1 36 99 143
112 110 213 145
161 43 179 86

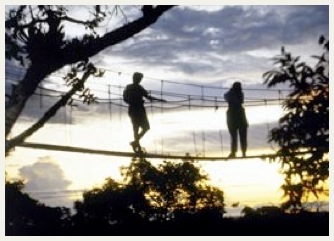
19 156 72 207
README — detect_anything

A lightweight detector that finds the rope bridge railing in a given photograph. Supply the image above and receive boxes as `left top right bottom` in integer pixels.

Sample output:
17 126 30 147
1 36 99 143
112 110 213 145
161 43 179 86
6 66 291 157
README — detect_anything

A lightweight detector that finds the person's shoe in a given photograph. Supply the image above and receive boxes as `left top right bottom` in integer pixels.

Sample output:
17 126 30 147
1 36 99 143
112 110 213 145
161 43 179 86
228 152 236 158
130 141 137 148
130 141 140 152
242 151 246 158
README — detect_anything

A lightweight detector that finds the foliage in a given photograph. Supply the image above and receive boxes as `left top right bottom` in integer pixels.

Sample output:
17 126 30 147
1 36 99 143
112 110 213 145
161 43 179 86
6 6 110 66
6 172 329 235
263 36 329 211
122 158 225 218
72 158 225 233
5 179 71 235
242 205 284 218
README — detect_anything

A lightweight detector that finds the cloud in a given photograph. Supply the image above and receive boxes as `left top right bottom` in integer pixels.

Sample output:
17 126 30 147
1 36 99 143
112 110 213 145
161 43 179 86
102 5 328 81
19 156 72 207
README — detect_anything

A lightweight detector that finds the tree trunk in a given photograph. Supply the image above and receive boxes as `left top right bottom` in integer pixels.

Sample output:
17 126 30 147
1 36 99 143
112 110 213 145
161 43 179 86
5 66 51 138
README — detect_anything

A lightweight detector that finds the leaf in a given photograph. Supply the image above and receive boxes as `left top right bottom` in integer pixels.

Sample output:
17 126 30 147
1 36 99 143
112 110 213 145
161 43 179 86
295 62 305 69
319 35 325 45
293 56 300 63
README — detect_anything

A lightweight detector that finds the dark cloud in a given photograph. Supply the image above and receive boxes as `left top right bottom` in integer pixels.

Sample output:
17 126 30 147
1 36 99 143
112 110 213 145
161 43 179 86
103 5 328 76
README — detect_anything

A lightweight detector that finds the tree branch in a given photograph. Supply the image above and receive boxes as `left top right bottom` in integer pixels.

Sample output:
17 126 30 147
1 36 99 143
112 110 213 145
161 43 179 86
62 6 174 65
5 64 96 155
61 16 99 26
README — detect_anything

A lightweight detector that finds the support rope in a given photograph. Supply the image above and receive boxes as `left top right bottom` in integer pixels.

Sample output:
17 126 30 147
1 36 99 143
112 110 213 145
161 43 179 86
17 142 318 161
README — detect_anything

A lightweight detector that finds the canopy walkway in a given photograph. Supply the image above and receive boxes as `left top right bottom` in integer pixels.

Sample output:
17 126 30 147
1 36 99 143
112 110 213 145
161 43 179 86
17 142 311 161
7 65 293 159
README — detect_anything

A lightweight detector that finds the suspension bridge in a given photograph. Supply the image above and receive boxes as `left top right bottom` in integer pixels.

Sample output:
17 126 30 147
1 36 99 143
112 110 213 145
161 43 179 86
7 65 324 210
6 65 293 161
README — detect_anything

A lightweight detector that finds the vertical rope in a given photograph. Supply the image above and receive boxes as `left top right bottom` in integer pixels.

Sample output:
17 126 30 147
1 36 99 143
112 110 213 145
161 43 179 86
215 96 224 155
118 84 122 125
108 84 112 121
108 84 113 149
264 99 270 131
219 129 224 156
160 80 164 154
264 99 275 151
278 90 283 105
68 105 72 145
149 90 157 154
201 85 205 157
189 95 197 155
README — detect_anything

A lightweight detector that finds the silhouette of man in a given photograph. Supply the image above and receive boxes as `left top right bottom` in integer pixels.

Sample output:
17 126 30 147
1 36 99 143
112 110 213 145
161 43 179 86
123 72 166 152
224 82 248 158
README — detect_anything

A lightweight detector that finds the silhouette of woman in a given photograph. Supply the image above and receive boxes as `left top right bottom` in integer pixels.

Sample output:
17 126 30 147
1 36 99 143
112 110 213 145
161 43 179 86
224 82 248 158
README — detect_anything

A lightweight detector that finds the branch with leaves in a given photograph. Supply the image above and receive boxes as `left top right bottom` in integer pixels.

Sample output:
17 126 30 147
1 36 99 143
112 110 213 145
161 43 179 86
263 35 329 212
6 62 104 155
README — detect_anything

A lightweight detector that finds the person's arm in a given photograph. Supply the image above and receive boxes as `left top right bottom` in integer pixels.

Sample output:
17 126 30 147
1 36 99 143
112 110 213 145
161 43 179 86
142 86 166 102
224 90 231 102
147 95 167 102
240 92 244 104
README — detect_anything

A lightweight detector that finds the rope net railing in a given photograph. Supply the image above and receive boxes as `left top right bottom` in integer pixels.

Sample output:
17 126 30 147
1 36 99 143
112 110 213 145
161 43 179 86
6 64 290 158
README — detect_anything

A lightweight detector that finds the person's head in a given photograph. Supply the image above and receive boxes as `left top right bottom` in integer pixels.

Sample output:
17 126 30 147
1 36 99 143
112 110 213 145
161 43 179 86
232 81 242 91
133 72 144 84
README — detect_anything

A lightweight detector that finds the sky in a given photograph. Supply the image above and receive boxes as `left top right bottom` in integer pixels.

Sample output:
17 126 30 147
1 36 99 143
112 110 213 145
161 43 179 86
4 3 330 217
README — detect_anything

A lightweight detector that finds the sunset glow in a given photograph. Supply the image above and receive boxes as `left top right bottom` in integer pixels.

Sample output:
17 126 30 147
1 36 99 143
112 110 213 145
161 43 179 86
5 4 329 218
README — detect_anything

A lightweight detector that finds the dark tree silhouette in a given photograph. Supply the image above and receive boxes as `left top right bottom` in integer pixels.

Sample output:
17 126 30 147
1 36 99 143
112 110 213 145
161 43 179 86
71 157 225 234
122 158 225 220
5 179 71 235
263 36 329 212
6 171 328 235
242 205 284 218
5 5 174 153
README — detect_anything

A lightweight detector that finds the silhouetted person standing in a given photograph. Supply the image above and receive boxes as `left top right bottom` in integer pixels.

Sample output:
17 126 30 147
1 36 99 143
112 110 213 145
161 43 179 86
224 82 248 158
123 72 166 152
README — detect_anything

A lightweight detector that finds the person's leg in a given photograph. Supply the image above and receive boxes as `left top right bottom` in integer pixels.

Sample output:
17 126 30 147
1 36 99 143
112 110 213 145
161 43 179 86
227 126 237 157
129 108 141 152
129 118 142 152
227 110 237 157
138 126 149 140
239 126 247 157
137 108 150 141
132 123 140 143
129 108 139 142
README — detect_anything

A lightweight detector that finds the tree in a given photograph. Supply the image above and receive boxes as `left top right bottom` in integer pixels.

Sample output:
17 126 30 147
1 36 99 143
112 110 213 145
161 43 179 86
122 158 225 220
5 5 174 153
242 205 284 218
263 36 329 212
6 179 71 235
71 157 225 234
